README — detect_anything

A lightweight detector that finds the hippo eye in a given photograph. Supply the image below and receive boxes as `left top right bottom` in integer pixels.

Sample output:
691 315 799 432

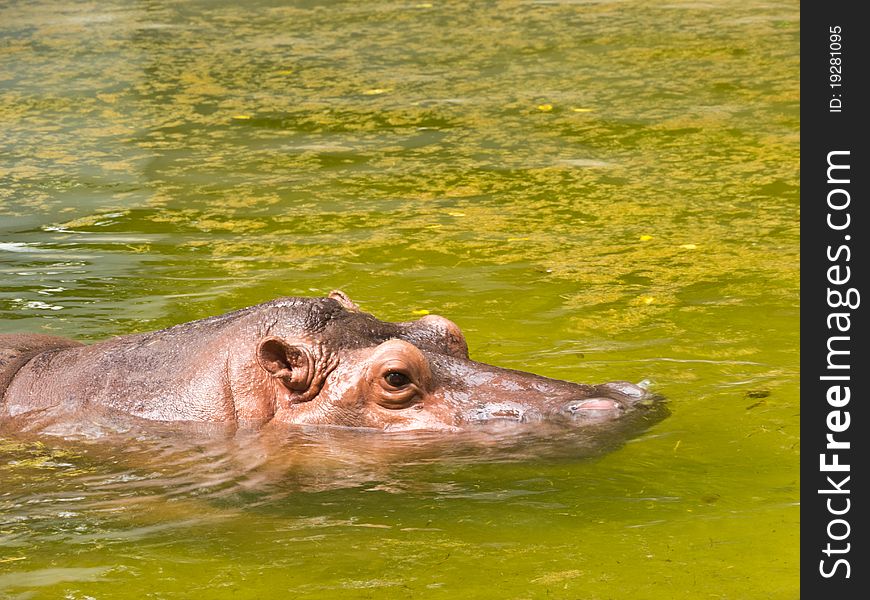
384 371 411 388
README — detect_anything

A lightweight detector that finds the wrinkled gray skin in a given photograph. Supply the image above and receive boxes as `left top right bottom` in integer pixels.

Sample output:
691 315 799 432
0 291 656 432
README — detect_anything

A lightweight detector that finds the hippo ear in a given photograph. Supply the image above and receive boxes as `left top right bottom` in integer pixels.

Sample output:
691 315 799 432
328 290 360 312
256 337 313 392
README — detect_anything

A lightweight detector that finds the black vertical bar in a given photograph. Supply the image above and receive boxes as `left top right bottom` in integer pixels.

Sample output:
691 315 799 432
802 0 867 595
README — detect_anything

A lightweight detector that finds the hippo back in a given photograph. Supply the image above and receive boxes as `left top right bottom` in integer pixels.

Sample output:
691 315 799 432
0 334 84 403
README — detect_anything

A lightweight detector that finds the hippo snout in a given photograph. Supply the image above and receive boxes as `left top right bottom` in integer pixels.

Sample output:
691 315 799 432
561 381 655 421
456 376 657 427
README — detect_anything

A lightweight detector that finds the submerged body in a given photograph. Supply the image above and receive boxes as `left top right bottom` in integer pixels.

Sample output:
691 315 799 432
0 291 660 433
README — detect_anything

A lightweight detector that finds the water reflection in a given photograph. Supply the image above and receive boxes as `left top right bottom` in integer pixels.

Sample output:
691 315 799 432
3 396 667 504
0 404 667 583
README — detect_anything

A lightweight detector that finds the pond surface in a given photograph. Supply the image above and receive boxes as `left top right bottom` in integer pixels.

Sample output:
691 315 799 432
0 0 799 598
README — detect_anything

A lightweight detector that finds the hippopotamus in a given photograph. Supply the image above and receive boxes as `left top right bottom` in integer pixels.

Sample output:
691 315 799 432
0 291 660 433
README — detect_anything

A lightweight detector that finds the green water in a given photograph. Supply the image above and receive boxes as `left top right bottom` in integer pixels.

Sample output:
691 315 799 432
1 0 799 598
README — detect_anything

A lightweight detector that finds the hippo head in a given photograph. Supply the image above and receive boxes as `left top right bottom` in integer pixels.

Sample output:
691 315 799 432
240 291 661 432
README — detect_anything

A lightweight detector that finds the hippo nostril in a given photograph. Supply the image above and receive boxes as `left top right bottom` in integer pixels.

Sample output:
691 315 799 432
562 397 624 420
566 398 621 412
595 381 649 402
573 398 619 410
